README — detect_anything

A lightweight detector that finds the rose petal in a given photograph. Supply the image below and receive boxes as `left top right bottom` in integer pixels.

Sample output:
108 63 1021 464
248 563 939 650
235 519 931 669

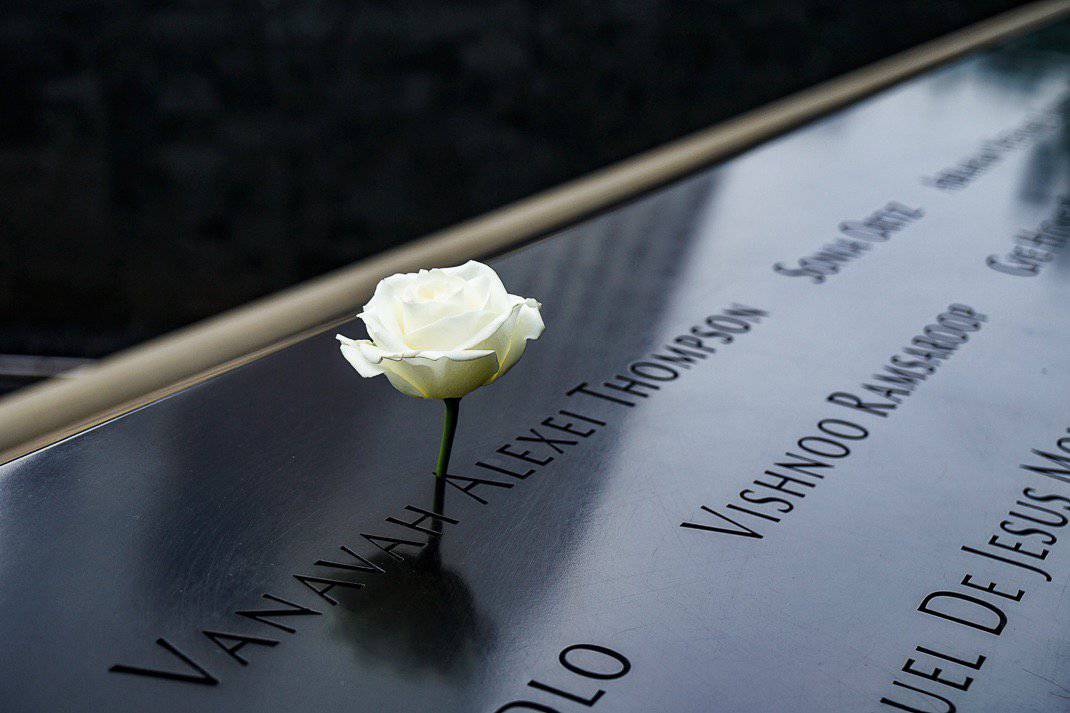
402 305 502 350
337 335 499 398
442 260 511 312
359 272 415 350
336 336 385 377
488 298 545 381
401 301 472 336
356 311 406 352
379 350 499 399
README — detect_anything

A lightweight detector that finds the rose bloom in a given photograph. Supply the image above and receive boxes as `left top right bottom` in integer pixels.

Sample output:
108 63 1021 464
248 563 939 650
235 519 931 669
337 261 544 399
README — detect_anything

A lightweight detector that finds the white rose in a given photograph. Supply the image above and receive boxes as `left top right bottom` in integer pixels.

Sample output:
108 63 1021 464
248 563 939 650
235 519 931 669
336 260 544 399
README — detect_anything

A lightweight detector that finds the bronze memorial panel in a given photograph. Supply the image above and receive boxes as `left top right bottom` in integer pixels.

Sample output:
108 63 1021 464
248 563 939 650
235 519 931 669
2 17 1070 713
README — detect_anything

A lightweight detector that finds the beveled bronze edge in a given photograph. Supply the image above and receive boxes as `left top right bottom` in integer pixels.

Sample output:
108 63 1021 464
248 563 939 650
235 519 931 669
2 0 1068 466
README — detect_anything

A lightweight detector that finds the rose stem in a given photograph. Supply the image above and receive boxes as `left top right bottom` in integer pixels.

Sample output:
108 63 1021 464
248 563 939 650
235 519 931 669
431 397 461 539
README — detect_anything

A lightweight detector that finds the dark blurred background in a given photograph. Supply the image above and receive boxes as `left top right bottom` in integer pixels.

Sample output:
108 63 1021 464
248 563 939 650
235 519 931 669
1 1 1031 383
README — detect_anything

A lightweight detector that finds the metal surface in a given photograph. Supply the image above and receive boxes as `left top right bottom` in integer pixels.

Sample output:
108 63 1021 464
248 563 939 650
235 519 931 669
2 19 1070 713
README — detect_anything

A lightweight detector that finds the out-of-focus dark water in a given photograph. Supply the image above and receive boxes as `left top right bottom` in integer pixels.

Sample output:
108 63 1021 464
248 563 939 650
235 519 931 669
1 1 1031 358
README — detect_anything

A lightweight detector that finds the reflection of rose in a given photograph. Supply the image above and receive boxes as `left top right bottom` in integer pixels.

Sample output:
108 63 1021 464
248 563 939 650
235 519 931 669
332 550 495 679
337 261 544 399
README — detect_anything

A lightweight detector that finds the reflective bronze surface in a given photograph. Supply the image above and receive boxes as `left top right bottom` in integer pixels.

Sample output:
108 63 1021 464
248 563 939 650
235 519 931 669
2 20 1070 712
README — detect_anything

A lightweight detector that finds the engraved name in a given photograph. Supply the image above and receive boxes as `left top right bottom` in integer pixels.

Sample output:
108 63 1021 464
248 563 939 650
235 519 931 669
879 427 1070 712
680 303 986 539
493 643 631 712
987 195 1069 277
921 102 1060 192
773 201 924 283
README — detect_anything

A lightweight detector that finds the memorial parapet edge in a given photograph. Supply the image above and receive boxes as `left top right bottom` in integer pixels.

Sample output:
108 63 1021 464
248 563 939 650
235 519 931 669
1 16 1070 713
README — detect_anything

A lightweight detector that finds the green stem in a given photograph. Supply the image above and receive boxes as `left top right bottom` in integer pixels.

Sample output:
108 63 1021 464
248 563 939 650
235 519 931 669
434 397 461 480
430 398 460 539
